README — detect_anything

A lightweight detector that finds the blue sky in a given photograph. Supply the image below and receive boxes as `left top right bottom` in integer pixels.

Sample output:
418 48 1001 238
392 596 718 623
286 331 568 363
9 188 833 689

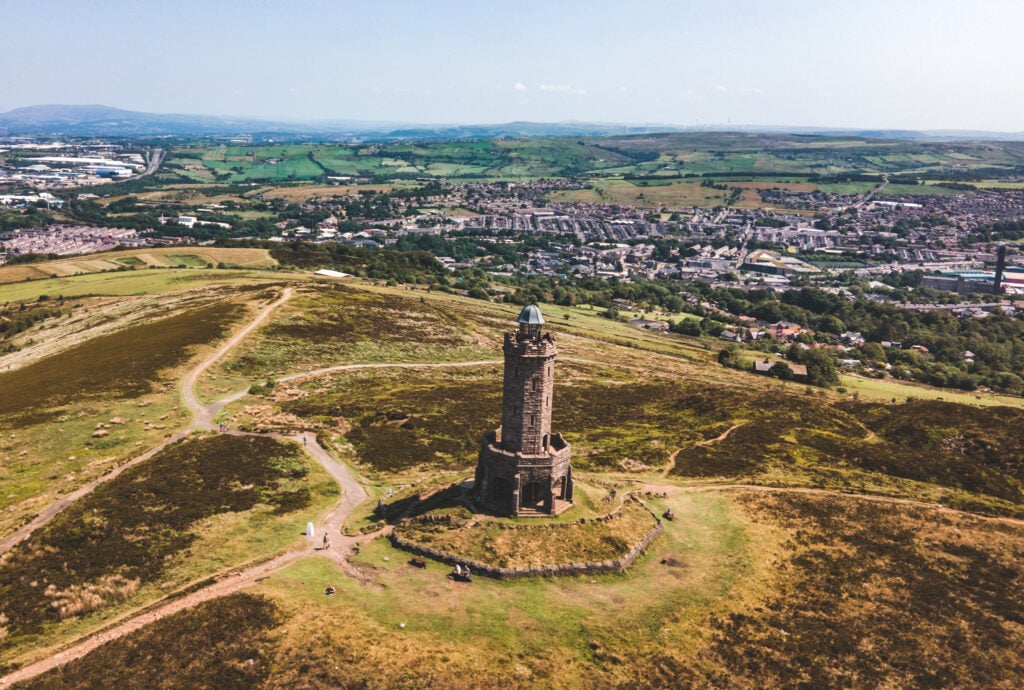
4 0 1023 130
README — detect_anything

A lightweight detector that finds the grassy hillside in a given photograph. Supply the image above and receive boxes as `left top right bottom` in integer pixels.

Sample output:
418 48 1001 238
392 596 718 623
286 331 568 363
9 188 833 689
0 434 334 661
21 490 1024 688
0 270 1022 686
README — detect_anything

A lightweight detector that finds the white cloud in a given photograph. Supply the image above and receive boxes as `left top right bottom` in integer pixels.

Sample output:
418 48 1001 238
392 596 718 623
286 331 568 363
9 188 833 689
539 84 587 96
714 85 728 92
513 82 527 92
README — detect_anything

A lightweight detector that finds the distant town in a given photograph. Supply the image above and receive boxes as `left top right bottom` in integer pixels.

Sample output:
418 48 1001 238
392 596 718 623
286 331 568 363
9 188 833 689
7 165 1020 299
2 136 1023 304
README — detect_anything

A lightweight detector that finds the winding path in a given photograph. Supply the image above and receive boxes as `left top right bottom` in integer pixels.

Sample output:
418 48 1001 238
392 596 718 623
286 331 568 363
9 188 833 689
4 287 1024 685
185 287 294 431
0 431 372 687
0 288 295 557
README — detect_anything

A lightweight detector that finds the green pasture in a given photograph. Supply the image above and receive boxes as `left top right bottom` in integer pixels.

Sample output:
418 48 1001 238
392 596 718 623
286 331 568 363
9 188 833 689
0 269 286 303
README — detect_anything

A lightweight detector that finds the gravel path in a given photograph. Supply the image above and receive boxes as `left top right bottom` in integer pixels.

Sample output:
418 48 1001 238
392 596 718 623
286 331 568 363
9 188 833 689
4 289 1023 686
0 288 295 556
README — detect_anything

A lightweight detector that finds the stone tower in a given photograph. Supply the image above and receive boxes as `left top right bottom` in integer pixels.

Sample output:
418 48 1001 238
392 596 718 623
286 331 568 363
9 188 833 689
475 305 573 516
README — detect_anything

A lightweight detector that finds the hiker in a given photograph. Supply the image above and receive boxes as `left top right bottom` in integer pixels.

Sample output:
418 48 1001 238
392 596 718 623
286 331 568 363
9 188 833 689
322 534 330 549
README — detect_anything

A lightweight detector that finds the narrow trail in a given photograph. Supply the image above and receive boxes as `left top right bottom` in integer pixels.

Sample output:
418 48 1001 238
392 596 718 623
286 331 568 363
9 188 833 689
0 429 376 688
661 423 746 476
185 287 294 431
0 288 295 557
695 423 745 447
637 482 1024 530
206 355 605 419
206 359 505 420
5 290 1024 685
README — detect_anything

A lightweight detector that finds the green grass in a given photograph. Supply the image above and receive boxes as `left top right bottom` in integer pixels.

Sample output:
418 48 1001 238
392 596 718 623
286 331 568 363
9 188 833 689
815 181 879 195
0 269 286 303
22 488 1024 687
260 362 714 474
164 253 211 268
0 434 334 658
242 489 763 686
879 183 964 196
243 353 1024 516
838 373 1022 407
3 263 1024 686
973 179 1024 190
395 497 658 569
549 178 730 208
216 283 496 380
0 393 190 538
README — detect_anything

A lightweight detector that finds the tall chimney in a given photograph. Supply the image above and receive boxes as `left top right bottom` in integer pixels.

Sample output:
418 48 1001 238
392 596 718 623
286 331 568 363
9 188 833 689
994 244 1007 295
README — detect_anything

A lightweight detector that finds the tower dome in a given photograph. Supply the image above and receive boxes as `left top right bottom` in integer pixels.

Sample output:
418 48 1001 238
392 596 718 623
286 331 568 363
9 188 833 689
517 304 545 325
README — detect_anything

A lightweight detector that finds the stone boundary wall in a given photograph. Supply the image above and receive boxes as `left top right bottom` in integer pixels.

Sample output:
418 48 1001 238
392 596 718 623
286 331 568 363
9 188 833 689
390 497 665 580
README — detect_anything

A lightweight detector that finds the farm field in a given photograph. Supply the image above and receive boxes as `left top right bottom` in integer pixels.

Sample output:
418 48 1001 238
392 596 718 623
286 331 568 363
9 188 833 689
0 247 277 286
0 268 295 303
546 174 969 210
166 138 637 184
153 134 1024 187
548 178 731 208
0 270 1023 686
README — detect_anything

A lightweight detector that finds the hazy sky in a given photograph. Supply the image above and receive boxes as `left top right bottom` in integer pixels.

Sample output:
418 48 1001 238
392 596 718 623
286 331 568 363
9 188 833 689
4 0 1024 130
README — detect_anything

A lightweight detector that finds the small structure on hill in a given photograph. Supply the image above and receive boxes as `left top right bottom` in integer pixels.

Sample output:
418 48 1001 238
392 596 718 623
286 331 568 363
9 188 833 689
474 304 573 516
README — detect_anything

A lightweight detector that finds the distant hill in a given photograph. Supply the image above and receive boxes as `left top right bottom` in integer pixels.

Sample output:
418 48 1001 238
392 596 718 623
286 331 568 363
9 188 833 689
0 104 678 141
1 104 1022 142
0 104 329 138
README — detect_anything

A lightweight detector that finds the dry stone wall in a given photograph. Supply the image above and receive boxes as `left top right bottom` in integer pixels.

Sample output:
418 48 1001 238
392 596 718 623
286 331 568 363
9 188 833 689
390 497 665 579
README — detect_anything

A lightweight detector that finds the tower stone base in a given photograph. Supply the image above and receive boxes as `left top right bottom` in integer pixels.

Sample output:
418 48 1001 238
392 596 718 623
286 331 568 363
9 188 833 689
475 428 573 516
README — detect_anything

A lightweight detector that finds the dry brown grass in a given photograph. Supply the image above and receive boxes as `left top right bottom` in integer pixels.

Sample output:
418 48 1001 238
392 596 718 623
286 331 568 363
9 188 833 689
0 248 276 286
549 179 730 208
654 491 1024 688
44 574 141 619
19 593 281 689
18 486 1024 688
395 498 658 569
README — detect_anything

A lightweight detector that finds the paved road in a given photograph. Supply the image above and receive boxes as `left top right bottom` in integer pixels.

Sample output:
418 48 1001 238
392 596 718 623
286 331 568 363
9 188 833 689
851 174 889 209
139 147 165 177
